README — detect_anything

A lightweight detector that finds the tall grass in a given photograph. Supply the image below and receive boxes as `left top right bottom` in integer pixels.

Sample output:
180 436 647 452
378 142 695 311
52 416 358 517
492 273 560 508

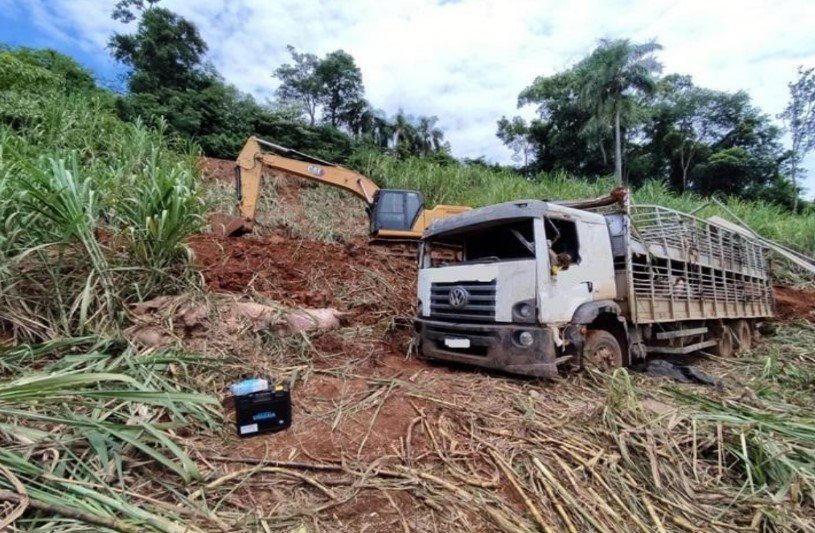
355 152 815 255
0 53 204 341
0 338 219 531
0 50 216 531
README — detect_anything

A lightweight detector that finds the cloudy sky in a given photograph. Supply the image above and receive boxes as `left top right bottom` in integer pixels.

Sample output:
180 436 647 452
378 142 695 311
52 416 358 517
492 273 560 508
2 0 815 192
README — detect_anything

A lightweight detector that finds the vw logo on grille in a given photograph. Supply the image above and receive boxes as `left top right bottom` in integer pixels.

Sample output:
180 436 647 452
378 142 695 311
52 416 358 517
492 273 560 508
448 286 470 309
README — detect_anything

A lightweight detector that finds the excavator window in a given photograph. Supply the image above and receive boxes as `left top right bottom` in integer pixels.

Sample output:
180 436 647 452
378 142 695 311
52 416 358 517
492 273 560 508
370 190 425 233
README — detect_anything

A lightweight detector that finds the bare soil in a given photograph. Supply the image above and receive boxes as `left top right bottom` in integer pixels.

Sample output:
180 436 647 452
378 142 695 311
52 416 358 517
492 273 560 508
186 228 436 463
185 181 531 529
188 232 415 321
774 285 815 322
198 157 235 183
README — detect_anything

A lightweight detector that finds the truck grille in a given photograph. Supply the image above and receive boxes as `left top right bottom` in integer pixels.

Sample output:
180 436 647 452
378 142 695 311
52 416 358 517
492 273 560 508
430 280 496 322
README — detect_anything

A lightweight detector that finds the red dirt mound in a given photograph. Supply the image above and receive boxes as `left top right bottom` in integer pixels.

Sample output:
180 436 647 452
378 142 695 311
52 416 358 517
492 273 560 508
187 233 416 322
773 285 815 322
198 157 235 182
188 231 438 471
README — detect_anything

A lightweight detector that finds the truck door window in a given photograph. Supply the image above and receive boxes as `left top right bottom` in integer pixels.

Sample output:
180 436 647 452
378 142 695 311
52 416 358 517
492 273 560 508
545 217 580 264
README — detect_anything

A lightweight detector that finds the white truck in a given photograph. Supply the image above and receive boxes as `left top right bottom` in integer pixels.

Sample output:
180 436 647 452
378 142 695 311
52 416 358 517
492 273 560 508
415 192 774 378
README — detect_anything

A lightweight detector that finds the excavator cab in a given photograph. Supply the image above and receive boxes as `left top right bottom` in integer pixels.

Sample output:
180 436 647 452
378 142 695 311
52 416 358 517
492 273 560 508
369 189 425 234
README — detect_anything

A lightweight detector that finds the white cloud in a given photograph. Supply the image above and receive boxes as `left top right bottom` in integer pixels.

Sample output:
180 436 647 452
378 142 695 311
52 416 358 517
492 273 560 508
10 0 815 193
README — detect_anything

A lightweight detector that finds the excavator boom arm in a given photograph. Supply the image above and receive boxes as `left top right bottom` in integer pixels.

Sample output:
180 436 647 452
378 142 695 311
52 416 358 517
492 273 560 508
236 136 380 220
218 135 472 240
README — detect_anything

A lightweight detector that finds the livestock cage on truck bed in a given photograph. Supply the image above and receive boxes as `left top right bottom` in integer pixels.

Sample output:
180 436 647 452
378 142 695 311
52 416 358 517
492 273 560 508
597 201 774 325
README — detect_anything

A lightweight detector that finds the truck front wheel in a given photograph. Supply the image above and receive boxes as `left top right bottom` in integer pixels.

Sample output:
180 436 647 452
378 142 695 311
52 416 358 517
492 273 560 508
584 330 623 371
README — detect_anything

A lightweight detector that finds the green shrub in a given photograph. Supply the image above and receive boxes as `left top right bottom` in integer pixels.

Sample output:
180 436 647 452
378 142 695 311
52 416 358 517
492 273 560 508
0 50 204 341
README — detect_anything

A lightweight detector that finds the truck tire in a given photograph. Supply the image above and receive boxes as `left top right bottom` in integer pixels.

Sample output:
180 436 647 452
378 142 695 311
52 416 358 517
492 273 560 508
584 330 623 371
711 325 734 357
732 319 752 352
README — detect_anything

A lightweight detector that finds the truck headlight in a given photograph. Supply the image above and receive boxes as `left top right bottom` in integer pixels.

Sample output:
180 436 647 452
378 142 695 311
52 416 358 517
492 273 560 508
518 303 533 318
517 331 535 347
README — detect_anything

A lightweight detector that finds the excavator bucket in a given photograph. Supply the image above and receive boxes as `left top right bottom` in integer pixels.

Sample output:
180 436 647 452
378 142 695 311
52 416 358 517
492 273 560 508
208 151 256 237
209 213 253 237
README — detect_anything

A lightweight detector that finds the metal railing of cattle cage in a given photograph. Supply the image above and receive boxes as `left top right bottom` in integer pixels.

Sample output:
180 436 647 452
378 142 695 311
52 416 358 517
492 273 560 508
626 204 772 323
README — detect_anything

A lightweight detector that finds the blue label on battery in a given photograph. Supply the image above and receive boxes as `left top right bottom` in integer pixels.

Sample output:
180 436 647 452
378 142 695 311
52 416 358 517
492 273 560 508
253 411 277 421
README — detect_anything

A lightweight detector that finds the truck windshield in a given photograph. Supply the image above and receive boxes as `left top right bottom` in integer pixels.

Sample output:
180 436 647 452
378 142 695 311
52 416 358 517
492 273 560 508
424 219 536 267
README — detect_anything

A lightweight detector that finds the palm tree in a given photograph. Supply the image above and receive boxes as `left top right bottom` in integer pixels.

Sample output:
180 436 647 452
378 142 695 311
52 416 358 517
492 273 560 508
578 39 663 184
416 116 434 155
392 111 419 156
416 115 446 155
370 111 393 149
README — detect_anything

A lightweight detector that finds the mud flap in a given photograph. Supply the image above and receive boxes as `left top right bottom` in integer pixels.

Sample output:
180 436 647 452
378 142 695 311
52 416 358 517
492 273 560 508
563 324 585 370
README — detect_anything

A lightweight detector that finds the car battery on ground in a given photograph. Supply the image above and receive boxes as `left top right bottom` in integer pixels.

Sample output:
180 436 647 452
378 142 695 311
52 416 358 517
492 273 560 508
233 381 292 437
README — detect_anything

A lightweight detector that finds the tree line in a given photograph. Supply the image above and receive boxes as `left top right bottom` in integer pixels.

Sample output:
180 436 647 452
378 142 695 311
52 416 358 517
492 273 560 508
497 39 815 210
272 46 449 158
108 2 450 162
5 0 813 211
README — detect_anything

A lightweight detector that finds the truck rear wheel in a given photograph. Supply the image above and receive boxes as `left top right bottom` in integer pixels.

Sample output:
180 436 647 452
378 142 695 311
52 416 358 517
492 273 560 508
710 324 734 357
584 330 623 371
732 319 752 352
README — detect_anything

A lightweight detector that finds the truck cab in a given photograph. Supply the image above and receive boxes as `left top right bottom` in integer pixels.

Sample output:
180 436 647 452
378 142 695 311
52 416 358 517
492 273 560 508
415 199 618 378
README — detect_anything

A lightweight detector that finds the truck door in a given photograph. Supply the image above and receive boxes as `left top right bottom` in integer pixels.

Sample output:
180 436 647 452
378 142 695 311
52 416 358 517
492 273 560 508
538 214 610 323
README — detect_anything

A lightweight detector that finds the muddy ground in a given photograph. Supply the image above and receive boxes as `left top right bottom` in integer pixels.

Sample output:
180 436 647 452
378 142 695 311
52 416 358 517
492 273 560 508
178 164 815 531
185 231 483 531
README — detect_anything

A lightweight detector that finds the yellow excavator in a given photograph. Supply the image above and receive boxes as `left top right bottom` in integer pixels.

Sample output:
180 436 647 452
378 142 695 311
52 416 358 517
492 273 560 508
215 136 471 239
